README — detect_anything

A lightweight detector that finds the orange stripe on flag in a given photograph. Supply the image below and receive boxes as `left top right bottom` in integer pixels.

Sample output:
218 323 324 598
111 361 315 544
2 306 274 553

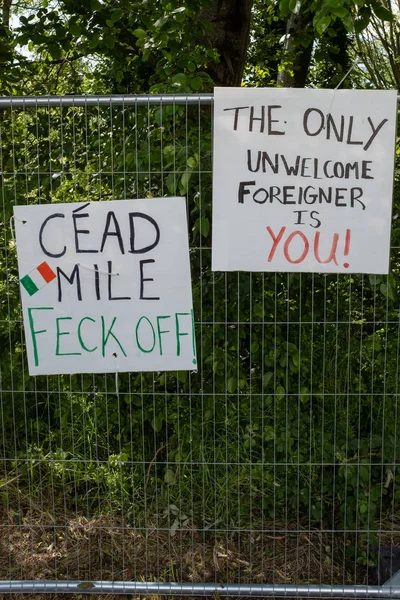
37 261 56 283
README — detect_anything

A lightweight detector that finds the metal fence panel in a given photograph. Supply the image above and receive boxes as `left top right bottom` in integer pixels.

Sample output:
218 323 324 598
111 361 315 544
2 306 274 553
0 94 399 597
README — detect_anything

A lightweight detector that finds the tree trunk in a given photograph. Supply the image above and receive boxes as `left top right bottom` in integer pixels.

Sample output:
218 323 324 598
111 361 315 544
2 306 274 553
277 3 314 87
2 0 12 29
199 0 254 87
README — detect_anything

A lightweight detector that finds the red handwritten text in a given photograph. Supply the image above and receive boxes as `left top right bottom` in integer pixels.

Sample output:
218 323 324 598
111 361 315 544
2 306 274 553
266 226 351 267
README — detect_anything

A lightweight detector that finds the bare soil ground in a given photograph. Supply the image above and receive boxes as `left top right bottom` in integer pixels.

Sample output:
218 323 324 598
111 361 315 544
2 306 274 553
0 497 396 600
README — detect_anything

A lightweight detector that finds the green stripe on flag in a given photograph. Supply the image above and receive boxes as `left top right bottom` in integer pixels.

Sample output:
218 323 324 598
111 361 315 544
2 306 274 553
20 274 39 296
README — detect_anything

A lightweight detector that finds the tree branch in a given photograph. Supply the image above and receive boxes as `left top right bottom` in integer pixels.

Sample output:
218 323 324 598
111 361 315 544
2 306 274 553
0 53 84 66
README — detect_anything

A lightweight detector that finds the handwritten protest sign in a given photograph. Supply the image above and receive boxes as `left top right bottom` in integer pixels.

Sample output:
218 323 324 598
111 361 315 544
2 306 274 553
14 198 196 375
212 88 397 273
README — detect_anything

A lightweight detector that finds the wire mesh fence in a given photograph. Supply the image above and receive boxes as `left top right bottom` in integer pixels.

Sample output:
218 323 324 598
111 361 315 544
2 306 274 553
0 94 400 597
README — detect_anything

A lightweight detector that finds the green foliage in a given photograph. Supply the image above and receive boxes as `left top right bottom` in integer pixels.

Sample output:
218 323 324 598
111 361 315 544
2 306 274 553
309 0 394 37
309 20 353 88
0 0 215 95
245 1 286 87
0 0 394 102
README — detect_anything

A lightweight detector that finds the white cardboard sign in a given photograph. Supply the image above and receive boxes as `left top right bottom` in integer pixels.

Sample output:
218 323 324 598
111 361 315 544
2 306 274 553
212 88 397 274
14 198 197 375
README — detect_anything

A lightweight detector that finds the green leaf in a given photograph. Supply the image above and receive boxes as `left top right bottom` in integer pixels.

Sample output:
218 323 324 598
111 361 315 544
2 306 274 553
264 426 275 442
69 22 82 37
164 468 176 485
212 360 220 374
369 273 383 287
366 333 381 351
48 44 62 60
292 354 300 367
166 173 176 195
110 8 123 22
172 72 187 87
380 281 397 302
194 217 209 238
276 385 285 400
263 372 273 389
251 341 259 352
359 502 367 514
154 15 169 28
190 76 203 91
180 171 191 193
154 108 162 125
279 0 291 15
163 144 175 156
227 377 237 393
152 415 164 433
88 33 100 48
133 28 146 38
330 6 348 17
286 341 298 354
104 35 115 49
300 387 310 402
354 6 371 31
199 217 209 237
177 371 186 383
326 0 345 7
371 1 393 20
187 156 197 168
315 15 331 34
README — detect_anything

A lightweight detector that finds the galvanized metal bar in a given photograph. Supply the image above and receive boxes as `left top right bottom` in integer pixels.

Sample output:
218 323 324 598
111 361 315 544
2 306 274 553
0 94 214 107
2 581 400 596
0 93 398 107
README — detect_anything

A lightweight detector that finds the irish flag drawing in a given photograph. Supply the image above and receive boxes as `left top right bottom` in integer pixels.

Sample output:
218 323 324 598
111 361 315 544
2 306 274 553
20 261 57 296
